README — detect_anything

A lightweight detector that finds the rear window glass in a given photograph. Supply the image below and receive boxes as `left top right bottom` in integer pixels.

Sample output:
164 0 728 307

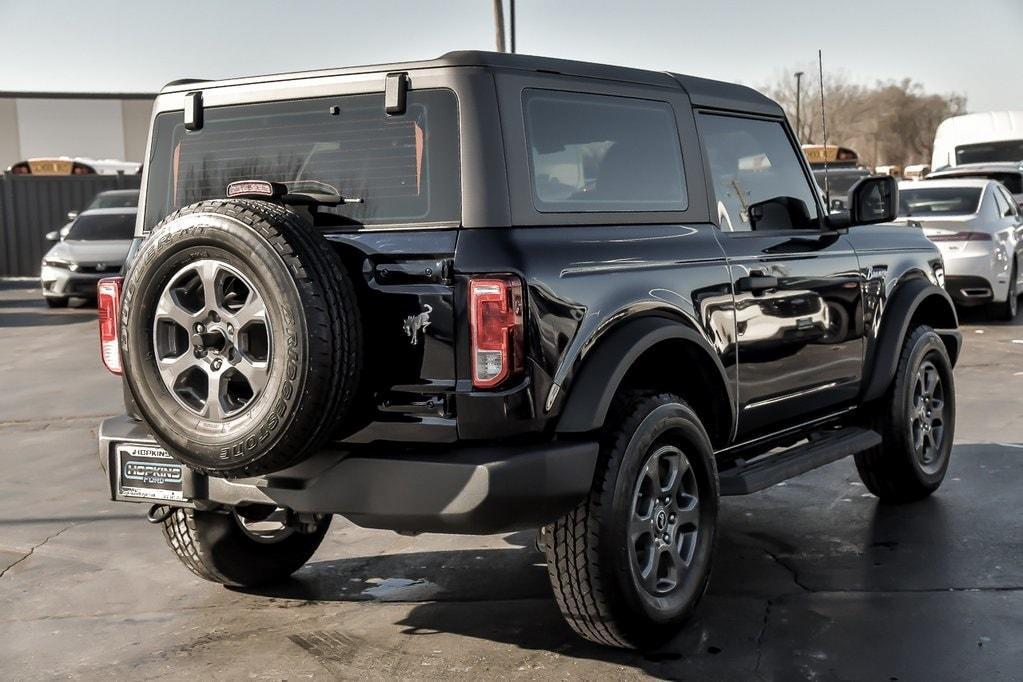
898 187 982 216
67 213 136 240
144 90 459 231
522 90 687 213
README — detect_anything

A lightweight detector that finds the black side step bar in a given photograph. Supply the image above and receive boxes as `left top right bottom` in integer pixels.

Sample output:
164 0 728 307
719 427 881 496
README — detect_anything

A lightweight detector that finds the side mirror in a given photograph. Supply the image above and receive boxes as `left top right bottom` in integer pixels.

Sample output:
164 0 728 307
828 176 898 229
45 231 60 242
66 210 79 221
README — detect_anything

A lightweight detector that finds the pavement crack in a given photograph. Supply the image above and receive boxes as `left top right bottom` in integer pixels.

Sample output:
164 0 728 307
762 549 811 592
0 524 73 579
753 598 772 679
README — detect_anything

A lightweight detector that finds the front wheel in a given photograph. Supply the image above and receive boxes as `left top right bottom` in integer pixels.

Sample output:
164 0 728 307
855 325 955 502
544 392 719 649
161 506 330 587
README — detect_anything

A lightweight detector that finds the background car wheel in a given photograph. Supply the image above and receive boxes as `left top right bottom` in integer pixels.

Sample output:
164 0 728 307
989 260 1018 320
120 199 362 478
543 392 718 649
161 506 330 587
45 297 68 308
855 325 955 502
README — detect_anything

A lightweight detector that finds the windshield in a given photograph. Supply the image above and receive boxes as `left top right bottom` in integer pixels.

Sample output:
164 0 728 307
898 187 982 216
812 169 869 196
144 90 459 231
66 213 137 240
955 140 1023 165
86 190 139 210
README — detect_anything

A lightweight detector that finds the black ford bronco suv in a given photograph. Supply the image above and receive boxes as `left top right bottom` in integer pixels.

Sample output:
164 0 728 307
96 51 961 649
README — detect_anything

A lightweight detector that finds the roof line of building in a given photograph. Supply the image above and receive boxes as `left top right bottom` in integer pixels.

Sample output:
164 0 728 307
0 91 156 100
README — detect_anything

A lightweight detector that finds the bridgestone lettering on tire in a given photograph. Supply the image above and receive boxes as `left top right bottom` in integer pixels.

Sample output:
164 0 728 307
120 199 362 478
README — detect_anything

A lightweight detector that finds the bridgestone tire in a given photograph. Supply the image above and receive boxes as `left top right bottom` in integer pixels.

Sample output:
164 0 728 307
855 325 955 503
161 507 330 587
120 199 362 478
543 392 719 649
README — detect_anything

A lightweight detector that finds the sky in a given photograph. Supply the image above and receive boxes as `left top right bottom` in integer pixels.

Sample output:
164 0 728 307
0 0 1020 113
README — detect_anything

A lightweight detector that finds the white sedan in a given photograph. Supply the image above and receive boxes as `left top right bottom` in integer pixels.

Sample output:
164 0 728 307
899 178 1023 319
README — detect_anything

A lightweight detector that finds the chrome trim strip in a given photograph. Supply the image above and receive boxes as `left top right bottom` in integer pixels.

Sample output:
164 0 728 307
743 381 840 411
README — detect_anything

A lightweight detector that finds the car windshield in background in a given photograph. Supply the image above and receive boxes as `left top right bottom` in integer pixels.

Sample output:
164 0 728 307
813 170 869 196
898 187 982 216
66 213 137 240
143 90 460 231
954 140 1023 165
87 191 139 209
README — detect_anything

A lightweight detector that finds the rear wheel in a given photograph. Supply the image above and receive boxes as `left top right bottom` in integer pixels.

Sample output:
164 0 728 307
544 392 718 649
989 260 1018 320
855 325 955 502
161 506 330 587
45 297 68 308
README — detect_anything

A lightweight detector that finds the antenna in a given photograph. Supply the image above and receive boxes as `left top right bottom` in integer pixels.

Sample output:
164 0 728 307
818 49 829 208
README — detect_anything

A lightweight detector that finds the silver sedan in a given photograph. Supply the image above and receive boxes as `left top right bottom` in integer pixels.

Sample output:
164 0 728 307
899 178 1023 319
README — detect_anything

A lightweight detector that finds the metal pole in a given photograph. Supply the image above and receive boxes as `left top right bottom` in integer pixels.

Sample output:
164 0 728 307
794 71 804 143
510 0 516 53
493 0 507 53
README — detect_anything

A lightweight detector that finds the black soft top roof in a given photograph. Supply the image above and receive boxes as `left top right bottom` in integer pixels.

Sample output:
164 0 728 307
161 50 783 117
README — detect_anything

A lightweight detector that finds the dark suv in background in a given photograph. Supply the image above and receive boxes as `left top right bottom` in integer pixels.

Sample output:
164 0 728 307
95 52 960 649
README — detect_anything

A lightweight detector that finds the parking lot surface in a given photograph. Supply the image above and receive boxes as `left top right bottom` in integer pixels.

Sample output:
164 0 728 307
1 280 1022 680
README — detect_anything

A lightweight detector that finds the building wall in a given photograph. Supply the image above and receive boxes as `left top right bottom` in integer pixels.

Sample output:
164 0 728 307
121 99 154 163
0 95 154 172
0 99 21 171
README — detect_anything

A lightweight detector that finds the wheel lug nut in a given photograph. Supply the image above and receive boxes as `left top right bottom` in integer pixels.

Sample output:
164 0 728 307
669 514 676 523
211 358 223 370
195 323 205 333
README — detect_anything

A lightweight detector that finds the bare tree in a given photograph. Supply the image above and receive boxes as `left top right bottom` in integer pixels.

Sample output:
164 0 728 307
765 67 966 169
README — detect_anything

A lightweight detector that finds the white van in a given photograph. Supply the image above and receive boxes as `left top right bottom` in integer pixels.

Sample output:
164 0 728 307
932 111 1023 169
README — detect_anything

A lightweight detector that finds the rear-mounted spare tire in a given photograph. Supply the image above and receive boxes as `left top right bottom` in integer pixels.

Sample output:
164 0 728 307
120 199 362 478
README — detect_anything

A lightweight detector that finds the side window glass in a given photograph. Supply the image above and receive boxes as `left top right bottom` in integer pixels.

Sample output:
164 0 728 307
993 187 1012 218
699 114 820 232
522 90 687 213
998 186 1017 217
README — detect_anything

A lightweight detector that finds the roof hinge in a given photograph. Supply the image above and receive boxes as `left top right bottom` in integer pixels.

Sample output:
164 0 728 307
384 72 409 116
184 91 203 131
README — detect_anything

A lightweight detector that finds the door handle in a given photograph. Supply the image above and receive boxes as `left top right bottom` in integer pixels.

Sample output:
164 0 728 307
736 273 779 294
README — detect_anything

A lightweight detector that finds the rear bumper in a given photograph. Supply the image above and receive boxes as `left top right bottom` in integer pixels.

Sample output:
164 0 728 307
98 415 598 534
944 274 996 306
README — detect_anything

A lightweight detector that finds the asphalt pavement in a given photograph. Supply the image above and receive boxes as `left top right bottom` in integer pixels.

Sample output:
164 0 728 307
1 280 1022 680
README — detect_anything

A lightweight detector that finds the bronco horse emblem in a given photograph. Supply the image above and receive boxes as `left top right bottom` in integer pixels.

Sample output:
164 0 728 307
403 304 433 346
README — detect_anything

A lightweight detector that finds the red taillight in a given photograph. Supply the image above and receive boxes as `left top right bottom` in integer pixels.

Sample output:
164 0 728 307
469 276 524 389
97 277 123 374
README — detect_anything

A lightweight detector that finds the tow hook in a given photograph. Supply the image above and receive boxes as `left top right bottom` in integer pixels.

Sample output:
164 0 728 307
146 504 176 524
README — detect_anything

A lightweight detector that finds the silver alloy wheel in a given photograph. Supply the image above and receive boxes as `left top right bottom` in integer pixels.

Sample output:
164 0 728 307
911 359 946 474
152 259 272 421
629 444 701 595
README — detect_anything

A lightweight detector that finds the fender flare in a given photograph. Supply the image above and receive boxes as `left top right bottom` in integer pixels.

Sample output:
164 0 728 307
556 316 735 438
861 279 960 403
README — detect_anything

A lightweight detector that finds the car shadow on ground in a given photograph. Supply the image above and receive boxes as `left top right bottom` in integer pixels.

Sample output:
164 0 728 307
0 290 96 327
241 495 965 676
